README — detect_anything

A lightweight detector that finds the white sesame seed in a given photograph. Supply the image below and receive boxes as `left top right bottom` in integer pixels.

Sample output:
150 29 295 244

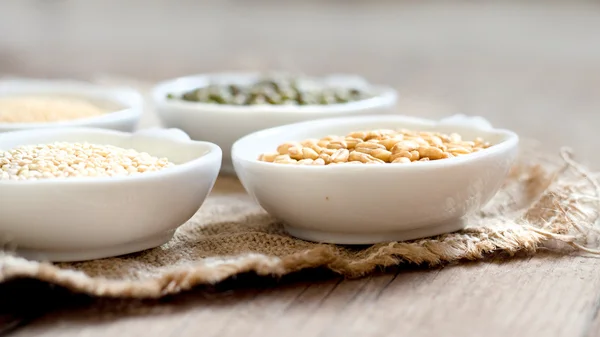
0 142 175 181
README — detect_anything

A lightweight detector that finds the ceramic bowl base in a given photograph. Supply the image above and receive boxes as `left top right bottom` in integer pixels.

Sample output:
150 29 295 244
283 218 465 245
15 230 176 263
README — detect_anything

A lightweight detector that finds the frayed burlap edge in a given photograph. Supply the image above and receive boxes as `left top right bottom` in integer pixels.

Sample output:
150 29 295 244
0 148 599 299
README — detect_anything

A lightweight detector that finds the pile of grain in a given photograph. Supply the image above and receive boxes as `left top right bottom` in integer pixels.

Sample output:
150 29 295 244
259 129 491 165
0 142 174 180
0 95 108 123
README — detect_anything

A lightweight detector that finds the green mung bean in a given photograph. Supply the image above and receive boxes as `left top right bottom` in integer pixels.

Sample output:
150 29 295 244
166 75 374 106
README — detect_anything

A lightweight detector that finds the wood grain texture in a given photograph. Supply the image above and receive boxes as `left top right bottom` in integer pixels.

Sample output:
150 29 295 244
590 305 600 337
5 253 600 337
1 1 600 336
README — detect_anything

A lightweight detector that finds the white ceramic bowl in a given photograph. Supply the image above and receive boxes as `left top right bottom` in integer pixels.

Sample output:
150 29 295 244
0 78 143 133
151 72 398 174
232 114 519 244
0 127 222 262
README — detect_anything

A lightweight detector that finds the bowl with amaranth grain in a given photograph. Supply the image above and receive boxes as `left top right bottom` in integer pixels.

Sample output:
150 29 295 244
0 78 143 133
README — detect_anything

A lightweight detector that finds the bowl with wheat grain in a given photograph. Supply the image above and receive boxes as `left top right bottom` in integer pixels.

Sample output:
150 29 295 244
231 114 519 244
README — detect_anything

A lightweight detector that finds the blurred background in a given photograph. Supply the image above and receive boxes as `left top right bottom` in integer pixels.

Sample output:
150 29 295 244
1 0 599 167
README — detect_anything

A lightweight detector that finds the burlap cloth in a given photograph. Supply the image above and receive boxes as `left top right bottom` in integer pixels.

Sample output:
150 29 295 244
0 77 599 299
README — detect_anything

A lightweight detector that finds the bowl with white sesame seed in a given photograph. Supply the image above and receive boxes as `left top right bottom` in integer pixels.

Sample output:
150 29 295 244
0 127 222 262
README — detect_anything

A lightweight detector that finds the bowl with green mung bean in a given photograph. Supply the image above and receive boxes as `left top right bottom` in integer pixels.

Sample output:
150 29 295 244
151 72 398 174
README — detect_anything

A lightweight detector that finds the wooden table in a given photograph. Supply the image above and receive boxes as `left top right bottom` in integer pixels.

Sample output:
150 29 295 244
1 1 600 336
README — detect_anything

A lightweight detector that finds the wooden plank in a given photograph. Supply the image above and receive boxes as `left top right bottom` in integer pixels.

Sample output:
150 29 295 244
584 283 600 337
7 253 600 337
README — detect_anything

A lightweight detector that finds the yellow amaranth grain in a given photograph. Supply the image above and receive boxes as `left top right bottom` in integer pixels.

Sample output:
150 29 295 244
0 96 108 123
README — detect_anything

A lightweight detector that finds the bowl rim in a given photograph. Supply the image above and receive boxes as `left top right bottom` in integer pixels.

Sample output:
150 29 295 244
0 78 143 129
150 71 398 114
0 127 222 185
231 114 519 172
